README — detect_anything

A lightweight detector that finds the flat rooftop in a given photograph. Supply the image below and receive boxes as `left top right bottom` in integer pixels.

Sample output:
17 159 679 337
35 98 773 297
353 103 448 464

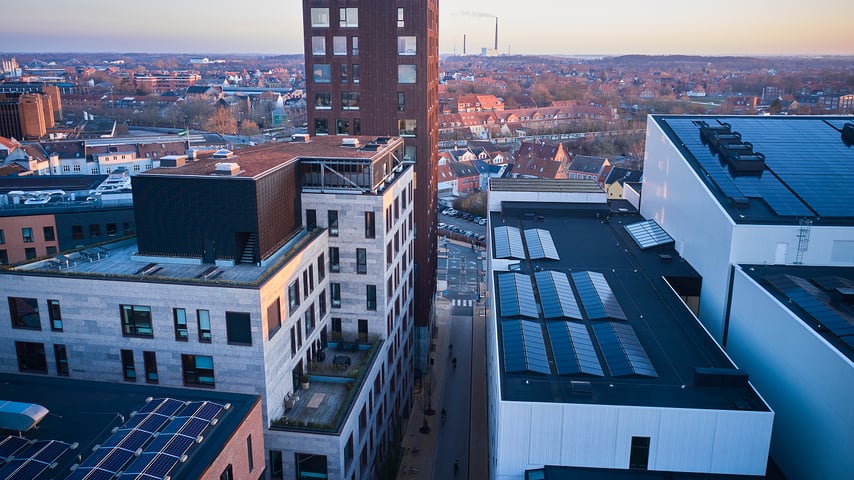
740 264 854 363
0 373 259 480
653 115 854 225
490 203 769 411
144 135 402 179
490 178 603 193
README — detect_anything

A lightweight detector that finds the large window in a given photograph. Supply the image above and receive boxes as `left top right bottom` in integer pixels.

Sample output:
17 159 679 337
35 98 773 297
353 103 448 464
121 349 136 381
312 64 331 83
398 36 416 55
16 341 47 374
9 297 40 330
270 450 284 479
54 344 69 376
121 305 153 337
174 308 188 341
329 247 340 272
339 7 358 27
314 92 331 109
366 285 377 310
43 226 55 242
365 211 375 238
48 299 62 331
226 311 252 346
342 91 360 110
311 36 326 55
144 351 158 383
333 36 347 55
295 452 328 479
399 119 417 136
336 119 350 135
182 354 215 387
288 280 301 314
331 283 341 308
328 210 339 236
398 65 416 84
197 309 212 343
356 248 367 274
311 8 329 27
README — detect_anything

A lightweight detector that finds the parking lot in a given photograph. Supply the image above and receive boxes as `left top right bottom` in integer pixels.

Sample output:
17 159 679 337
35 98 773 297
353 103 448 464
439 208 487 244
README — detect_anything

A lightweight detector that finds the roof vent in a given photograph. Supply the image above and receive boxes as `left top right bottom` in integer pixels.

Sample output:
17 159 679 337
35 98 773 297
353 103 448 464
214 162 240 176
570 381 592 396
341 137 360 148
842 123 854 147
730 196 750 208
212 149 233 159
292 133 310 143
726 152 766 175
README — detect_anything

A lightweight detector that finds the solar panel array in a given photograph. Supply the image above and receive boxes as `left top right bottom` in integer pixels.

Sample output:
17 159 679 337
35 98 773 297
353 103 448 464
546 322 604 376
765 274 854 350
524 229 560 260
0 439 71 480
493 226 526 259
497 272 539 318
66 398 224 480
664 117 854 219
535 271 582 319
502 320 551 375
592 322 657 377
624 220 674 250
571 271 627 320
0 436 30 462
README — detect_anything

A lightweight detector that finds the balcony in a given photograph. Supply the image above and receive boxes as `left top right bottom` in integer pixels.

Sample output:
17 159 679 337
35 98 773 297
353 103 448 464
271 334 381 433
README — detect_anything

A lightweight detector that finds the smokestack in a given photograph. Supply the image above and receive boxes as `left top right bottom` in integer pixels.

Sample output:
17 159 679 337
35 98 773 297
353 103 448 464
463 34 467 55
495 17 499 51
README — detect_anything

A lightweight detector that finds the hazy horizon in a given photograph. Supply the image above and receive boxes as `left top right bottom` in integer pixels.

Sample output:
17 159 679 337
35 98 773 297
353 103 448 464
1 0 852 57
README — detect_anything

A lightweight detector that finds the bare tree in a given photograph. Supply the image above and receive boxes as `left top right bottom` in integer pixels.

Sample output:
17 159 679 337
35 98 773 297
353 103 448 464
204 108 238 135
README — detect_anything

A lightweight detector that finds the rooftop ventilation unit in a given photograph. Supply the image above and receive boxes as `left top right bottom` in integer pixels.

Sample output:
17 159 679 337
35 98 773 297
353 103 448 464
214 162 240 176
842 123 854 146
693 367 750 388
698 121 732 145
341 137 360 148
726 152 766 174
212 149 233 159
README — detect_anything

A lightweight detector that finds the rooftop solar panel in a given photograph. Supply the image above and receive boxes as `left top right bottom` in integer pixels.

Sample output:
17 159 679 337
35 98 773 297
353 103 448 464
624 220 674 250
571 271 627 321
547 322 604 376
502 320 551 375
0 436 29 461
535 271 582 319
497 272 539 318
592 322 657 377
493 226 526 259
765 274 854 348
0 440 70 480
524 228 560 260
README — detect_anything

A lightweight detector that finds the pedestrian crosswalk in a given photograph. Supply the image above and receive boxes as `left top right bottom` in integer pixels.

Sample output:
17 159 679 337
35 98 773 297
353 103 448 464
451 299 474 307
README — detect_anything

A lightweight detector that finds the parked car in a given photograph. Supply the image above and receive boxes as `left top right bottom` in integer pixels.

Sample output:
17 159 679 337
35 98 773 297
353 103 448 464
478 218 487 226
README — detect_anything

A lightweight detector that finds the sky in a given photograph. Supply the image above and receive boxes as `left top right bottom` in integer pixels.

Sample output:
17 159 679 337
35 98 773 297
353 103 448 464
1 0 853 57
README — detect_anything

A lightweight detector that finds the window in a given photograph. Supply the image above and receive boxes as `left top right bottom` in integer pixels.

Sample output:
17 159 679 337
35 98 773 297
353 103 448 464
288 280 301 314
356 248 367 274
333 36 347 55
329 247 340 272
352 37 359 56
270 450 284 479
0 229 4 244
267 298 282 339
353 118 361 135
295 452 328 479
358 319 368 343
220 465 233 480
311 36 326 55
342 91 359 110
197 309 211 343
226 312 252 345
182 354 215 387
48 299 62 331
62 165 70 172
399 119 417 136
247 435 254 471
630 436 651 470
312 64 331 83
344 434 354 467
174 308 188 341
397 7 405 27
328 210 339 236
89 224 101 238
339 7 358 27
352 64 360 83
367 285 377 310
398 92 405 112
16 341 47 374
0 250 6 265
107 223 118 237
332 317 342 338
22 227 34 243
318 289 327 318
297 319 303 347
305 304 315 335
290 327 296 358
340 64 348 83
310 8 329 27
303 270 310 299
317 253 325 280
43 226 55 242
46 246 57 256
331 283 341 308
54 344 69 376
314 92 331 109
314 118 328 135
365 211 375 238
144 351 158 383
336 119 350 135
398 36 416 55
121 305 153 337
306 209 317 229
398 65 416 84
121 349 136 381
25 248 36 260
9 297 41 330
71 225 83 240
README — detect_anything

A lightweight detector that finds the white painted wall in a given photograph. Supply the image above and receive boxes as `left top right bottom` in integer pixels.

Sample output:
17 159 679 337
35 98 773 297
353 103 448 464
492 401 772 480
728 268 854 480
486 189 606 212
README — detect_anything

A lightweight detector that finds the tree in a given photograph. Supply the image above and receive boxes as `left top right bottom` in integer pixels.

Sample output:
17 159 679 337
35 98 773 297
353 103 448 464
238 119 261 137
204 108 237 135
768 98 783 115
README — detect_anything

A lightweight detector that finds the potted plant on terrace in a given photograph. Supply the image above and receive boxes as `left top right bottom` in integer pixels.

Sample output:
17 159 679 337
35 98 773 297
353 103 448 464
300 373 310 390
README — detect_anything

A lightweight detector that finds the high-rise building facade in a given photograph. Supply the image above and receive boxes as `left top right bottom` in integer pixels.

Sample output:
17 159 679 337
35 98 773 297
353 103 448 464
302 1 439 372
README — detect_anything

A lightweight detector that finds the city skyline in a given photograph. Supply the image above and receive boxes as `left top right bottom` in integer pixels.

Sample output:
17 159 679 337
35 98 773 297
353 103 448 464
1 0 852 57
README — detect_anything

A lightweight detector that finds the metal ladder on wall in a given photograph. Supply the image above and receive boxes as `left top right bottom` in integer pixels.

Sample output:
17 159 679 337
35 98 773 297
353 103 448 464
795 218 812 264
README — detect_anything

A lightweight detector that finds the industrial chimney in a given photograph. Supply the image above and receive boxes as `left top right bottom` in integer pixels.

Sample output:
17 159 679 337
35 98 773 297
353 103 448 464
463 34 467 55
495 17 499 51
